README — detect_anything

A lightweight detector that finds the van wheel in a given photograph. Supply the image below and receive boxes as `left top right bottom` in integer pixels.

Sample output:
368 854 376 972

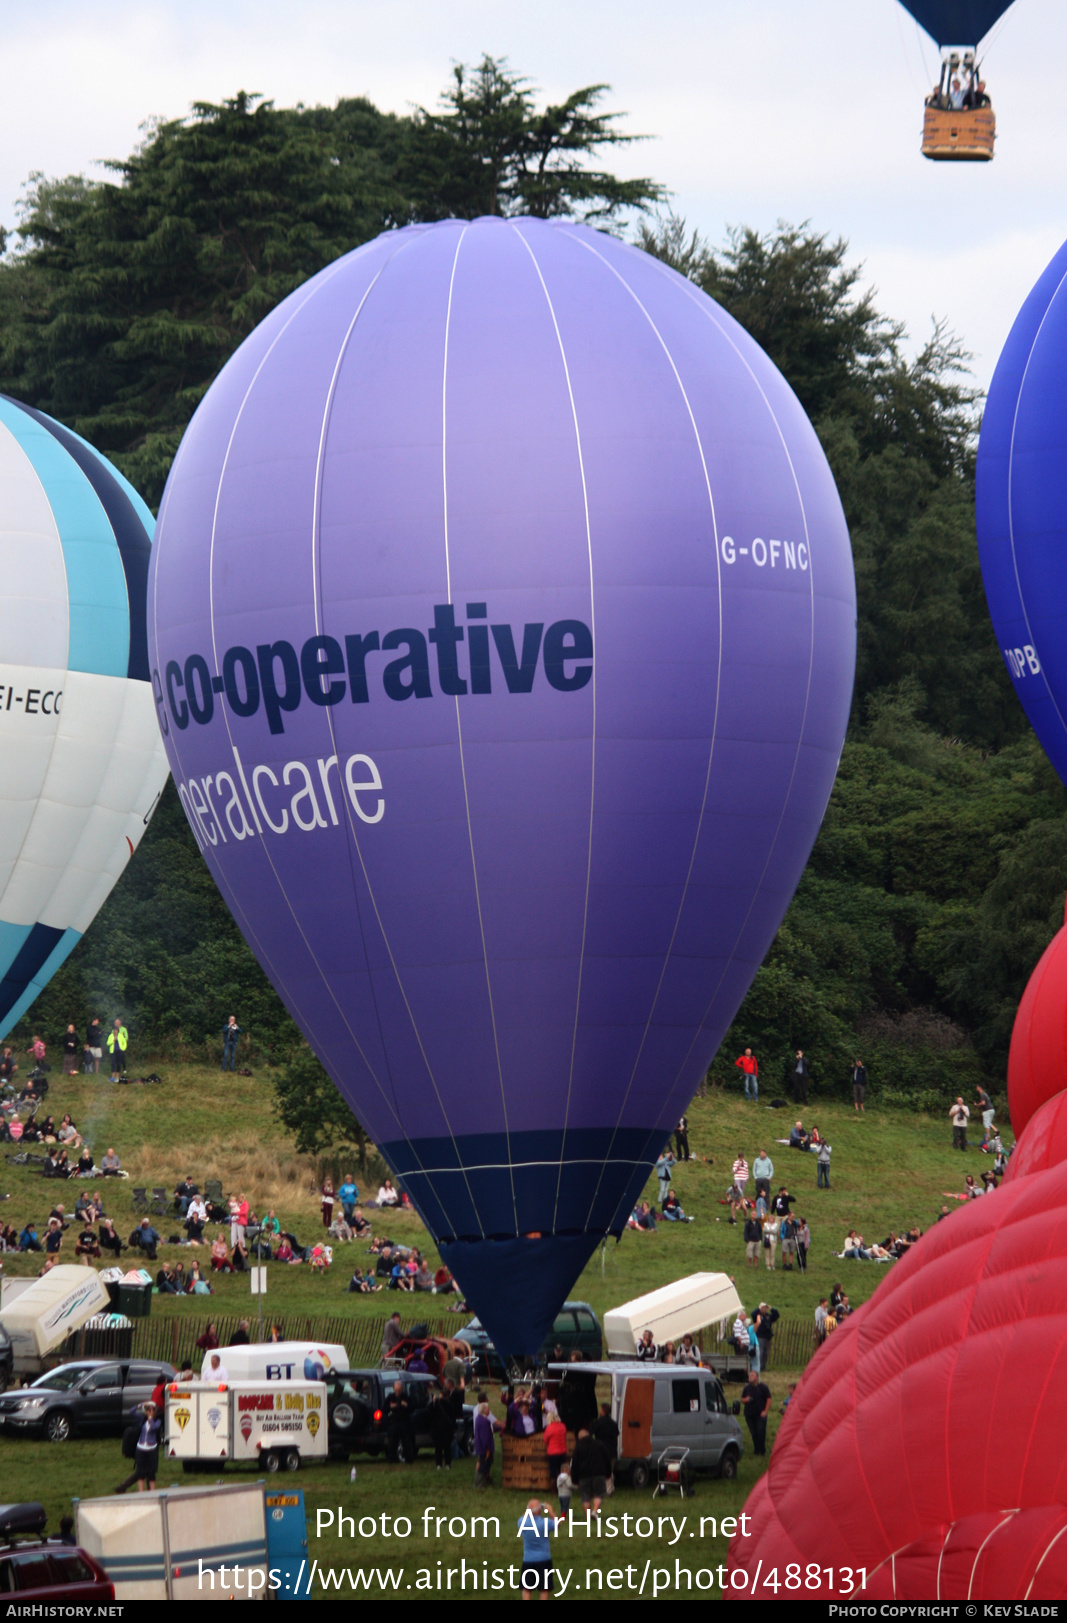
630 1461 650 1490
264 1451 281 1473
284 1449 301 1472
717 1450 739 1481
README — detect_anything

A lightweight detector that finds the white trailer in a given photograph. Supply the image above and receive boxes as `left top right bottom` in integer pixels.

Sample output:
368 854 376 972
166 1380 328 1473
0 1265 110 1374
75 1482 269 1601
603 1273 743 1357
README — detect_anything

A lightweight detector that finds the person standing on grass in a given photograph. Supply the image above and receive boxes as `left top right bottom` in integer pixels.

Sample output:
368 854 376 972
792 1050 809 1105
221 1015 241 1071
85 1017 103 1074
950 1096 970 1151
735 1047 759 1101
107 1018 128 1080
517 1498 567 1600
796 1216 810 1271
741 1371 772 1456
816 1138 832 1189
744 1209 763 1268
321 1178 335 1228
851 1058 867 1112
63 1024 79 1075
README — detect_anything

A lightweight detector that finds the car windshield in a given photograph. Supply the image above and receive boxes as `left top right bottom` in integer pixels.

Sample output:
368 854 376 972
29 1366 93 1392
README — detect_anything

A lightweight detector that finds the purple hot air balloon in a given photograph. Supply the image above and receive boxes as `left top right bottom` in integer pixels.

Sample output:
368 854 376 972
147 217 855 1354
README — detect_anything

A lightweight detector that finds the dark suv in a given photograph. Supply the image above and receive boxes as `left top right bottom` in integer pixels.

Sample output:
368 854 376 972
324 1369 474 1462
0 1359 175 1441
461 1301 603 1379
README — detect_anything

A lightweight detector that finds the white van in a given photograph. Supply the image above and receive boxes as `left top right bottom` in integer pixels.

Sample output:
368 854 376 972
551 1360 745 1488
200 1341 347 1383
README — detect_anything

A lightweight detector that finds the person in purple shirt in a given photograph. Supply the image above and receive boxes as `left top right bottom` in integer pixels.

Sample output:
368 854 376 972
473 1397 502 1488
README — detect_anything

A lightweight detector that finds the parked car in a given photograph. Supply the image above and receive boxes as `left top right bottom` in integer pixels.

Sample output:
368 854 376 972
461 1302 603 1378
0 1503 113 1602
0 1359 175 1442
323 1369 475 1462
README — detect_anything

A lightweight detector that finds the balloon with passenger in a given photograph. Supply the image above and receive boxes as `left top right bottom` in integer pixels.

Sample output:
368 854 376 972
147 216 855 1355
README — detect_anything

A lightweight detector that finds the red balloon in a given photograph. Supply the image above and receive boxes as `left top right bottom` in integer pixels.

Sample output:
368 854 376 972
1002 1088 1067 1183
861 1507 1067 1599
1007 913 1067 1136
728 1162 1067 1599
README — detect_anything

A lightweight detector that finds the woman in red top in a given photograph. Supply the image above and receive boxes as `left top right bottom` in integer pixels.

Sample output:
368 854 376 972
543 1402 569 1485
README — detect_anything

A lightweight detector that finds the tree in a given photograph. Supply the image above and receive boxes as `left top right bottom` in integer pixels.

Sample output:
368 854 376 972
272 1044 368 1166
404 55 666 222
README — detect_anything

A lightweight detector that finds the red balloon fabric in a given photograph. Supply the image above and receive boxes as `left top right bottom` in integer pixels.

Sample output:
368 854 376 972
1002 1088 1067 1183
728 1161 1067 1599
861 1507 1067 1599
1007 918 1067 1136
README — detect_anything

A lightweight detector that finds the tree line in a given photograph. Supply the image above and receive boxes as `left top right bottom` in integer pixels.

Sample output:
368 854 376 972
3 58 1061 1117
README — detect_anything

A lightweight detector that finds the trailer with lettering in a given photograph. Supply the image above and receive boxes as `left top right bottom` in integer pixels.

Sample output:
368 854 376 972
165 1380 328 1473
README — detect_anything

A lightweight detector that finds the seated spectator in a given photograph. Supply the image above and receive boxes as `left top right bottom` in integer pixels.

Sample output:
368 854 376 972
75 1148 94 1177
349 1207 371 1236
173 1175 198 1214
329 1216 353 1243
261 1210 281 1241
21 1116 42 1142
185 1195 208 1244
57 1114 82 1148
309 1243 331 1273
39 1115 57 1141
42 1148 61 1178
131 1218 160 1260
413 1261 434 1291
376 1179 399 1207
54 1149 70 1177
185 1261 211 1294
231 1237 249 1272
661 1189 690 1222
1 1223 19 1252
211 1231 234 1272
19 1222 42 1252
964 1173 984 1200
172 1262 186 1292
44 1218 64 1255
348 1267 381 1293
391 1259 414 1291
98 1217 122 1256
376 1245 395 1278
434 1265 454 1293
74 1190 94 1222
808 1126 823 1147
275 1237 295 1263
49 1204 70 1229
75 1223 100 1261
156 1264 179 1294
634 1200 657 1231
100 1147 121 1176
788 1121 810 1150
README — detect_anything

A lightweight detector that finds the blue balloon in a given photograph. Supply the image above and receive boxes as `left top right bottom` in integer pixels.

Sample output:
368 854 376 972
147 218 855 1354
897 2 1016 48
977 236 1067 786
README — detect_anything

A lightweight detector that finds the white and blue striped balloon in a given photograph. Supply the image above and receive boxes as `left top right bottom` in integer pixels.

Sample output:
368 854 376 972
0 396 169 1035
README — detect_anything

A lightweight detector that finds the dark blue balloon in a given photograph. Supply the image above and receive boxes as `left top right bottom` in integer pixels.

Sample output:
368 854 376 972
898 1 1015 47
977 236 1067 786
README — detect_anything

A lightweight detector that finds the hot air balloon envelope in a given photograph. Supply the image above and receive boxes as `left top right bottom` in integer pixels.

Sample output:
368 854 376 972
0 397 168 1035
147 217 855 1354
898 1 1015 46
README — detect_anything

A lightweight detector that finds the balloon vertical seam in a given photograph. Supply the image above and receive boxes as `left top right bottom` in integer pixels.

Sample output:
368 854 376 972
511 223 599 1236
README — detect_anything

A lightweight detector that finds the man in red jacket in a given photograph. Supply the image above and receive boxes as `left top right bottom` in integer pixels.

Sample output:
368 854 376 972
735 1047 759 1102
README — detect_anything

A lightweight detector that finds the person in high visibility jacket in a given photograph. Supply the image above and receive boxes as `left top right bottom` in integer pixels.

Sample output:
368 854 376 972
107 1019 128 1080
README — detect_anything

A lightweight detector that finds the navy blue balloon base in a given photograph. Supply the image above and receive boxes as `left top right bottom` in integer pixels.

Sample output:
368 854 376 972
438 1233 604 1359
380 1125 666 1356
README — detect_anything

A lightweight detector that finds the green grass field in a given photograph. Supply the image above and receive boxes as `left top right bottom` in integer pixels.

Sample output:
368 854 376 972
0 1064 1001 1597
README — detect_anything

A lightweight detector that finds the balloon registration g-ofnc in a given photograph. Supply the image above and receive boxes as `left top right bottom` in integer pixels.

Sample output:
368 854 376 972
148 217 855 1353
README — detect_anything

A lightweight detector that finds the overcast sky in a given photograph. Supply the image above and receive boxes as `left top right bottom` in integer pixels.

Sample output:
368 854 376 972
0 0 1056 391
